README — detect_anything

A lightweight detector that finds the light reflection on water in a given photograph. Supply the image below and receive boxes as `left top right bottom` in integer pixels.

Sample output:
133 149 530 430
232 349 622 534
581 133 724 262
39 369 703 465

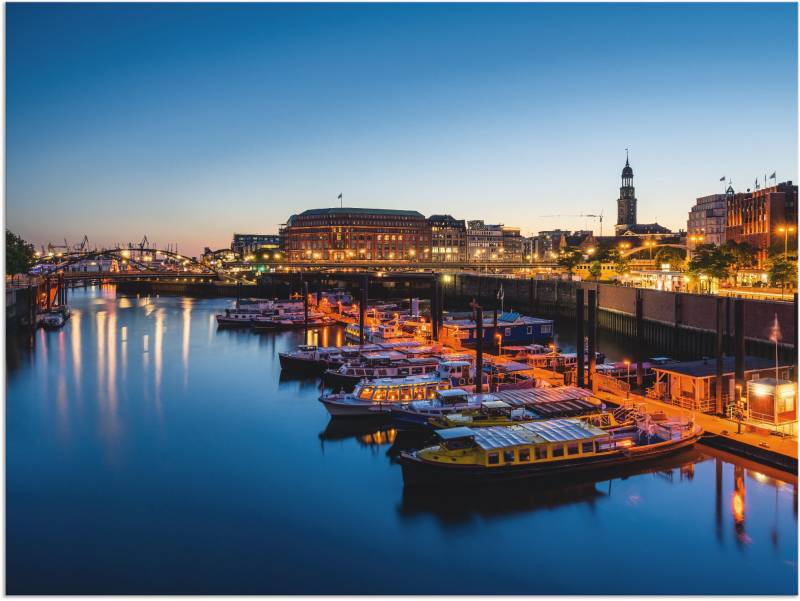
5 286 798 595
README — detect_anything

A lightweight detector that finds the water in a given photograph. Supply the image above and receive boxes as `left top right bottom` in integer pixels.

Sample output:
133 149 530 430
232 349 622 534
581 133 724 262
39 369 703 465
7 287 798 594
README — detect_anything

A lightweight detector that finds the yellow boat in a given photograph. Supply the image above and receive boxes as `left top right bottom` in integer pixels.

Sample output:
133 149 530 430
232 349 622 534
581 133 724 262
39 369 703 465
400 412 703 486
428 400 628 430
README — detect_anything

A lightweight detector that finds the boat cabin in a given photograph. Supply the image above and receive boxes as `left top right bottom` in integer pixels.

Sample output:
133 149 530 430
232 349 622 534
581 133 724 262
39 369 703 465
355 376 450 402
430 418 615 466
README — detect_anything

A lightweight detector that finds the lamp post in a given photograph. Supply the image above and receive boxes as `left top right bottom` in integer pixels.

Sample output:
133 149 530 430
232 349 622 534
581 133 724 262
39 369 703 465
777 225 796 260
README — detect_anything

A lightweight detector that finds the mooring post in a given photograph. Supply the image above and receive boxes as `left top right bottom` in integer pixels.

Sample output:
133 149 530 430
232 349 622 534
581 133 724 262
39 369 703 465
303 281 309 328
635 289 644 389
575 287 584 388
431 276 440 342
673 292 682 358
587 289 597 389
493 306 499 354
473 300 484 394
734 299 745 404
316 275 322 306
715 296 724 415
359 275 368 346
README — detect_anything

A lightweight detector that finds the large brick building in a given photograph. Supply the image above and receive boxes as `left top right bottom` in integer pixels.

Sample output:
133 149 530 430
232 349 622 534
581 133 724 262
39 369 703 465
726 181 797 264
283 208 430 262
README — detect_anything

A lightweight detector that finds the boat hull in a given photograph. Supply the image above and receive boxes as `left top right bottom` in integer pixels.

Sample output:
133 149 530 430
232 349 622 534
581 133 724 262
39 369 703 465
400 429 703 487
278 353 330 374
319 397 391 417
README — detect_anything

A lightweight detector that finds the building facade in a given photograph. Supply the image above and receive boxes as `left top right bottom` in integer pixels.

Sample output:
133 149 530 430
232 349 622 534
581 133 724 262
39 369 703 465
726 181 798 265
428 214 467 262
687 192 727 254
283 208 429 262
501 226 523 261
231 233 281 256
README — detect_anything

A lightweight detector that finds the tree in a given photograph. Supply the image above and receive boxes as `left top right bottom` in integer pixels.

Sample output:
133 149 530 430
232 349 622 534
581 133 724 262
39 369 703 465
687 244 734 293
556 247 582 274
723 240 757 281
6 230 35 275
607 248 630 276
654 247 685 271
765 255 797 290
588 260 602 281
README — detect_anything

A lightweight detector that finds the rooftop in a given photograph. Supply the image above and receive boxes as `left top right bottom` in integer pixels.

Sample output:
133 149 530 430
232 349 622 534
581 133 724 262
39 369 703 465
296 207 425 218
652 356 791 379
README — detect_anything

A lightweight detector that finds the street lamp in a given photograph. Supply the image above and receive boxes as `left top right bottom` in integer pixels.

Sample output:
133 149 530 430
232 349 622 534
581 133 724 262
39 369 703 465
623 359 631 383
495 332 503 356
777 225 796 259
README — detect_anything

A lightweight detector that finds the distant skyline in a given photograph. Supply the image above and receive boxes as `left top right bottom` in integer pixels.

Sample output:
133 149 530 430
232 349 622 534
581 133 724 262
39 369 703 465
7 2 798 256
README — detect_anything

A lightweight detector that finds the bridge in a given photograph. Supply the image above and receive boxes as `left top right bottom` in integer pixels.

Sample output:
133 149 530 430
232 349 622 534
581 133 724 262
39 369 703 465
619 243 687 259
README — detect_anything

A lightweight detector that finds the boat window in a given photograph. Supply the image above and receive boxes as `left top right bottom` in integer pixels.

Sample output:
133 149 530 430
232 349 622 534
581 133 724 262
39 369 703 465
427 388 438 399
487 453 499 465
413 386 426 400
582 441 594 454
503 450 514 463
505 327 511 336
412 368 422 375
534 446 547 460
387 388 400 401
518 448 530 462
552 445 565 458
399 386 413 401
358 387 375 400
567 443 580 456
527 326 533 334
373 388 387 401
356 370 365 376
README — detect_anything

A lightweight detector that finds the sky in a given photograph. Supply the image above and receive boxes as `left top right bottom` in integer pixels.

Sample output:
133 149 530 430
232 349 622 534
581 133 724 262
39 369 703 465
6 2 798 256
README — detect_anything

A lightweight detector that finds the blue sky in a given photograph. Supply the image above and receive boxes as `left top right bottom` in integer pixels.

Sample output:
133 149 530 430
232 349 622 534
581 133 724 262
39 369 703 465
7 2 798 256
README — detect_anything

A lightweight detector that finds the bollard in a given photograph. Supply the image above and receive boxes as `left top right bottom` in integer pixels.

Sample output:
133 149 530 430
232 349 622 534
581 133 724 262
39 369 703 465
575 288 584 388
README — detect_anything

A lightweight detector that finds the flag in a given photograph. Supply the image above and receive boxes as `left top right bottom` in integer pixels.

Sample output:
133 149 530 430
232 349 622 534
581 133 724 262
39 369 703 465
770 172 776 179
497 284 504 301
719 176 726 182
769 314 781 342
337 193 342 200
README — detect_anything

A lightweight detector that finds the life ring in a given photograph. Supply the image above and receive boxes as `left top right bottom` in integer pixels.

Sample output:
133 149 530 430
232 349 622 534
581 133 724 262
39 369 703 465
458 378 466 386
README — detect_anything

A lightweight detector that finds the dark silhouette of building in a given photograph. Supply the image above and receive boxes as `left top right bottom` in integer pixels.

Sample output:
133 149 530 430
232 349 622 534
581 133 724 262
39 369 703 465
616 151 637 234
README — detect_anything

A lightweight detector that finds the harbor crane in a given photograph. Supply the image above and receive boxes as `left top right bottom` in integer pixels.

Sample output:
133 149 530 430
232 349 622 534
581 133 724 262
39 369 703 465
539 210 605 236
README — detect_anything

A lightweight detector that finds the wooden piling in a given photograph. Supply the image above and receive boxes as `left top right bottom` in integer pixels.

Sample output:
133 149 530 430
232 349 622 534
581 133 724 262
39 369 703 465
576 288 584 388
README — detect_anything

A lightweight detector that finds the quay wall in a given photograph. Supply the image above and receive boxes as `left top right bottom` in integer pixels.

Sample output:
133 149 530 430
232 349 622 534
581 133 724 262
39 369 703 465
114 273 797 362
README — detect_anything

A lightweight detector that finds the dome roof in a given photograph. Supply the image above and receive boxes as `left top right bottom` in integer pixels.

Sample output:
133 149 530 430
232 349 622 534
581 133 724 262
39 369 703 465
622 154 633 178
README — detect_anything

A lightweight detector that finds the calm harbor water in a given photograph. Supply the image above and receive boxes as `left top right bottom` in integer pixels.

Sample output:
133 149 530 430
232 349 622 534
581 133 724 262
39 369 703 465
6 287 798 594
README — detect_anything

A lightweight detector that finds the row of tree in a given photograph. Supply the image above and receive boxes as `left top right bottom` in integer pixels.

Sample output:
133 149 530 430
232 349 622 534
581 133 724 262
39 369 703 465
555 239 797 290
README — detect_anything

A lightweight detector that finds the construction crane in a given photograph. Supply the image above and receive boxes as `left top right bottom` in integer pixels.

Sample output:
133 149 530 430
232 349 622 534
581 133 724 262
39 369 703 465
539 210 605 236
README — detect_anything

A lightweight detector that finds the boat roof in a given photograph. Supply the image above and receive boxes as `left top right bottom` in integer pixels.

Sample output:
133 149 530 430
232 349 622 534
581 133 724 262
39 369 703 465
471 419 608 450
481 400 511 409
363 374 444 386
362 351 406 360
435 426 476 441
438 389 470 398
440 360 471 367
488 386 595 406
491 361 532 373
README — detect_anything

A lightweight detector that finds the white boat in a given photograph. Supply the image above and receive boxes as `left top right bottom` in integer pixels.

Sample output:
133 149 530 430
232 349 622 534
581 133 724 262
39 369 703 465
345 320 416 344
319 374 452 417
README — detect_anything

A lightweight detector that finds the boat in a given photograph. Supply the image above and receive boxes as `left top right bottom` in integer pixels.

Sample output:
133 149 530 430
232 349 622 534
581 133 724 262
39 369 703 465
278 345 347 373
37 310 66 329
319 374 452 417
322 351 474 389
215 309 259 327
428 400 627 429
278 340 428 374
441 312 554 347
252 310 334 331
388 385 603 427
345 320 416 344
399 411 703 486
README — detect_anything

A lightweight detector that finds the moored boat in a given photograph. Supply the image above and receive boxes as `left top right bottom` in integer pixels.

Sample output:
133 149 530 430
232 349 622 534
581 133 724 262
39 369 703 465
319 374 451 417
399 411 703 486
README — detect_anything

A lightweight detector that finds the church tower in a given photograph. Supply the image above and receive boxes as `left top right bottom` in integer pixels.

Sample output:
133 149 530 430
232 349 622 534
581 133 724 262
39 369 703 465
615 151 637 234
